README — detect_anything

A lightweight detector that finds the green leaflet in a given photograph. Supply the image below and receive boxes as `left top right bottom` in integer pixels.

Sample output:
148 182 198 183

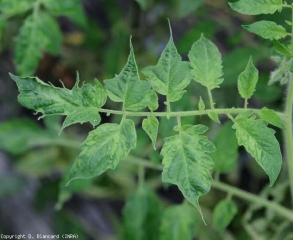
142 24 191 103
210 122 238 173
69 119 136 181
229 0 283 15
104 40 153 111
123 186 162 240
160 204 198 240
213 199 238 232
43 0 86 26
135 0 148 10
198 97 205 111
232 113 282 185
15 12 62 75
188 35 223 90
0 0 34 16
10 73 106 131
238 57 259 100
243 21 288 40
208 112 220 123
273 40 292 57
161 124 216 219
148 89 159 111
142 116 159 149
258 107 285 129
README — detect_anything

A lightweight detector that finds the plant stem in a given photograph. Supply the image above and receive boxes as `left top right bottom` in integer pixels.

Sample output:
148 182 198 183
283 6 293 204
124 157 293 222
98 107 284 118
244 98 248 109
211 181 293 222
207 88 214 109
138 165 145 188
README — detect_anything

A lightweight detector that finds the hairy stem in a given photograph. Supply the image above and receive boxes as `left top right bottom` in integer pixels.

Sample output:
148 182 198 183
98 107 284 118
124 156 293 222
244 98 248 109
207 88 214 109
283 6 293 204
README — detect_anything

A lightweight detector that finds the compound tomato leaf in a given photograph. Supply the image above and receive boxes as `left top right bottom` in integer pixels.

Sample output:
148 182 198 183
69 119 136 182
15 12 62 75
161 124 216 220
243 21 288 40
142 116 159 149
238 56 259 100
43 0 86 26
160 204 198 240
10 73 107 132
123 186 162 240
232 113 282 185
229 0 283 15
142 22 191 103
104 40 153 111
213 199 238 232
258 107 285 129
188 35 223 90
210 122 238 173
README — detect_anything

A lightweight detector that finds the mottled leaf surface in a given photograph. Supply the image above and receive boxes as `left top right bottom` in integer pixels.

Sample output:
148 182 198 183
238 57 259 100
258 107 285 129
229 0 283 15
188 35 223 90
105 41 153 111
232 113 282 185
210 122 238 173
15 12 62 75
213 199 238 231
243 21 287 40
123 186 161 240
69 119 136 181
10 74 106 131
161 124 216 218
0 0 34 16
160 204 198 240
273 40 292 57
142 28 191 102
142 116 159 149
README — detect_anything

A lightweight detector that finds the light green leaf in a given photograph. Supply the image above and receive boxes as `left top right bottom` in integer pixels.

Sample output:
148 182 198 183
148 89 159 111
208 112 220 123
142 116 159 149
43 0 86 26
10 73 106 131
0 0 34 16
69 119 136 181
258 107 285 129
123 186 161 240
273 40 292 57
243 21 287 40
210 122 238 173
177 0 203 18
198 97 205 111
135 0 148 10
15 12 62 75
161 124 216 219
213 199 238 232
188 35 223 90
229 0 283 15
232 113 282 185
104 40 153 111
160 204 198 240
142 23 191 102
238 56 259 100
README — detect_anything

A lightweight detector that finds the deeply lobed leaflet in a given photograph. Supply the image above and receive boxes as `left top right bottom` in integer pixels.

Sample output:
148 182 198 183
11 0 290 221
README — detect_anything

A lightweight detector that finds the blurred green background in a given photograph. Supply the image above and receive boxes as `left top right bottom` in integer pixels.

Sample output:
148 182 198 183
0 0 291 239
